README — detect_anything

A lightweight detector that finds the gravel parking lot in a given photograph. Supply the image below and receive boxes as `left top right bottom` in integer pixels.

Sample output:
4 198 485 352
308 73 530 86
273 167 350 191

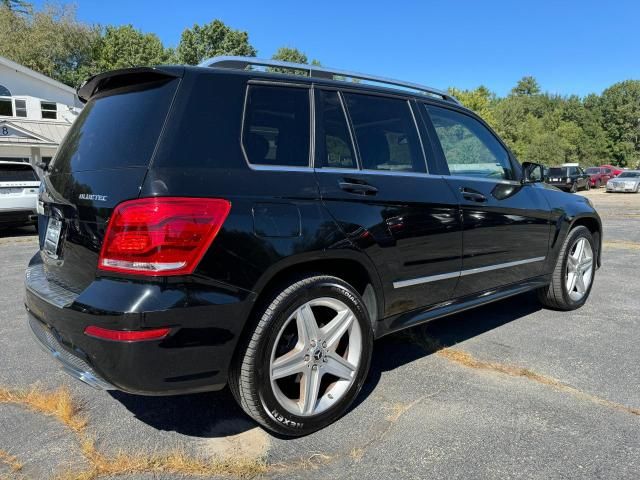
1 189 638 480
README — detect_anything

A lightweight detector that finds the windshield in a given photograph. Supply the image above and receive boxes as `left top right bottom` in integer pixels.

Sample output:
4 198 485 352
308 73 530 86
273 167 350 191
548 168 567 176
0 163 38 182
618 172 640 178
585 168 600 174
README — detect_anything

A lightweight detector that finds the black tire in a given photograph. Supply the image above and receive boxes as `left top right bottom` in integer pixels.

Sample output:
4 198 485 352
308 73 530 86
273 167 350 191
229 274 373 436
585 181 591 191
570 182 578 193
537 226 596 311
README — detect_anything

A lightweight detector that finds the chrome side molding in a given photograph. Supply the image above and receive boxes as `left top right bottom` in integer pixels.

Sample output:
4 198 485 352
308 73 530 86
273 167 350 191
393 256 546 289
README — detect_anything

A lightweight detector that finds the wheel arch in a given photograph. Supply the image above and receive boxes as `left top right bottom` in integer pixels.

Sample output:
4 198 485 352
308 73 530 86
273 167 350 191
237 250 385 352
570 214 602 268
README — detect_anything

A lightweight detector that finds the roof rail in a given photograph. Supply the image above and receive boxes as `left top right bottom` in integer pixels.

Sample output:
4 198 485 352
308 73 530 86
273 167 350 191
198 56 460 105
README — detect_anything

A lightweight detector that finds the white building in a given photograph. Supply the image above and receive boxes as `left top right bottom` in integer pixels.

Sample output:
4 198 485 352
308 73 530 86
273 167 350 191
0 56 82 170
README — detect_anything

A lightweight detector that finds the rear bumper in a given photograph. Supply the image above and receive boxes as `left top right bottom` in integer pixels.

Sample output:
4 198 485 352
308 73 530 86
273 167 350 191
547 183 572 191
24 253 255 395
28 313 114 390
0 208 37 226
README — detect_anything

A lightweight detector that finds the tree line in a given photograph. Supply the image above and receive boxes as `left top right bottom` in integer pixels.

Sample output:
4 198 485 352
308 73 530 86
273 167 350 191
1 2 638 168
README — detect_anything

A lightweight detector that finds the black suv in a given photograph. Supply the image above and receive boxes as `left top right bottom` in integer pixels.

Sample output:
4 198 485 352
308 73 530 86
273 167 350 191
546 165 591 192
25 57 602 436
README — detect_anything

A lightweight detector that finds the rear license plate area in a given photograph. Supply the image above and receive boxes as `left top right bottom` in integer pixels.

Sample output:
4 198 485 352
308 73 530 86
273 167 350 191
43 217 62 258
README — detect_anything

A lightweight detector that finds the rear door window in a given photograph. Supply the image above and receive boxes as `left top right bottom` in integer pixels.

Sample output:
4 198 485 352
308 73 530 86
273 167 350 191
315 90 356 169
0 163 38 181
242 85 310 167
52 78 179 173
342 93 425 173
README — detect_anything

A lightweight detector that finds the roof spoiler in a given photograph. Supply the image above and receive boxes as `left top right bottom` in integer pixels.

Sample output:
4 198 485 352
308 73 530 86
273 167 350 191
77 66 183 103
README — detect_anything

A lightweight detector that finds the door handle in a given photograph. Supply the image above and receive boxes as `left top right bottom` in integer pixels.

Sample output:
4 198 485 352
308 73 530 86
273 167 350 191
339 179 378 196
460 187 487 203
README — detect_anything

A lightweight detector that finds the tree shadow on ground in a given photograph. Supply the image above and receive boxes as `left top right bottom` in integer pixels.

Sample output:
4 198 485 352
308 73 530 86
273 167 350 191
111 291 542 439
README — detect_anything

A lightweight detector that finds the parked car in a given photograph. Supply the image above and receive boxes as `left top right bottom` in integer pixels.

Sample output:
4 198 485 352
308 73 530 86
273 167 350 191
25 57 602 436
0 161 40 231
600 164 623 177
585 166 612 188
545 165 591 192
606 170 640 193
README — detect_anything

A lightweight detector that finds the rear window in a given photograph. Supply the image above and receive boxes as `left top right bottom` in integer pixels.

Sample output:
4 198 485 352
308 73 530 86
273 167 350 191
618 172 640 178
52 78 179 173
0 163 38 181
548 168 567 176
242 85 310 167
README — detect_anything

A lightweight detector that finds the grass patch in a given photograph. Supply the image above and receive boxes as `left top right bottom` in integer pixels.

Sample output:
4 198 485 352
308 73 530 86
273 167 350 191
603 240 640 250
438 349 640 416
0 450 23 472
0 385 86 432
55 436 267 480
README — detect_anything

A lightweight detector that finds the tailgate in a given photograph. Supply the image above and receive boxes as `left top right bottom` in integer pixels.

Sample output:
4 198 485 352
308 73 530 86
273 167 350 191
39 68 181 293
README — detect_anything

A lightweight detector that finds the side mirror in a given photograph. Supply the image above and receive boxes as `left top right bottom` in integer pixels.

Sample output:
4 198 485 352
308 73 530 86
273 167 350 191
522 162 544 184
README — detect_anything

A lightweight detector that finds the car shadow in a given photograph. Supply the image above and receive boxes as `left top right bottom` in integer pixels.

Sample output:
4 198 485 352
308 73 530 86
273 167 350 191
110 292 542 439
353 291 543 409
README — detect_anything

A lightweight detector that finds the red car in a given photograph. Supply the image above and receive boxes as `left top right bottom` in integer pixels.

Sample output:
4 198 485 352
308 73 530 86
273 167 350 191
585 166 613 188
600 164 623 177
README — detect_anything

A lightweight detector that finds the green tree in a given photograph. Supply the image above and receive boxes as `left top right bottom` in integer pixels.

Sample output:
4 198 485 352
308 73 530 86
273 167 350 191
269 46 320 75
599 80 640 167
176 19 256 65
96 24 169 71
0 3 100 87
510 76 541 96
448 85 497 126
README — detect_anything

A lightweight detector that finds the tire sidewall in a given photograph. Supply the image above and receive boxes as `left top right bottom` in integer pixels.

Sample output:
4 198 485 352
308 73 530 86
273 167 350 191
252 278 373 436
559 227 596 308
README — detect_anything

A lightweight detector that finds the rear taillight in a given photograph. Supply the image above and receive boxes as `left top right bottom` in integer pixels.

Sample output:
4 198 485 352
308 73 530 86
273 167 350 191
98 197 231 276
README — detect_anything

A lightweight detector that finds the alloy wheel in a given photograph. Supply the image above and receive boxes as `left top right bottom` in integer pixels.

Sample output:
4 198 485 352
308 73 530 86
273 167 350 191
269 297 362 417
565 237 594 301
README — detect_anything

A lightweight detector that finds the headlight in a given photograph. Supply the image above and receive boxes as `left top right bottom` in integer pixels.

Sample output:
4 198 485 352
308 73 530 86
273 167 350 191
566 178 572 183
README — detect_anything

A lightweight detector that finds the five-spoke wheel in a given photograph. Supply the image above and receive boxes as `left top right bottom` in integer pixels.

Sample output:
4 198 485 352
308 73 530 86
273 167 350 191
270 298 362 416
230 275 373 436
565 237 594 302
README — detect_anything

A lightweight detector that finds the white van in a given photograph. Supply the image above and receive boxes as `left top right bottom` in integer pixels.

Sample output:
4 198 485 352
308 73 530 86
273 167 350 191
0 161 40 230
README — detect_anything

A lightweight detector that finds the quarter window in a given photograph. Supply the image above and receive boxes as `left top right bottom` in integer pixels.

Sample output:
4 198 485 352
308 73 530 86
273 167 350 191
41 101 57 120
0 98 12 117
242 85 310 167
316 90 356 169
15 99 27 117
426 105 513 180
0 85 10 96
343 93 425 173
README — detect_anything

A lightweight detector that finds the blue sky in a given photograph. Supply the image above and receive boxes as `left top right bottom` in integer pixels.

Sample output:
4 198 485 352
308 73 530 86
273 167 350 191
33 0 639 97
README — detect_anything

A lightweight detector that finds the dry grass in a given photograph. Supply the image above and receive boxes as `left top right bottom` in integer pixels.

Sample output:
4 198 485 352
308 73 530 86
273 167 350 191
55 436 268 480
0 385 86 432
349 448 364 462
0 450 23 473
383 399 421 423
603 239 640 250
398 328 444 354
438 349 640 416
